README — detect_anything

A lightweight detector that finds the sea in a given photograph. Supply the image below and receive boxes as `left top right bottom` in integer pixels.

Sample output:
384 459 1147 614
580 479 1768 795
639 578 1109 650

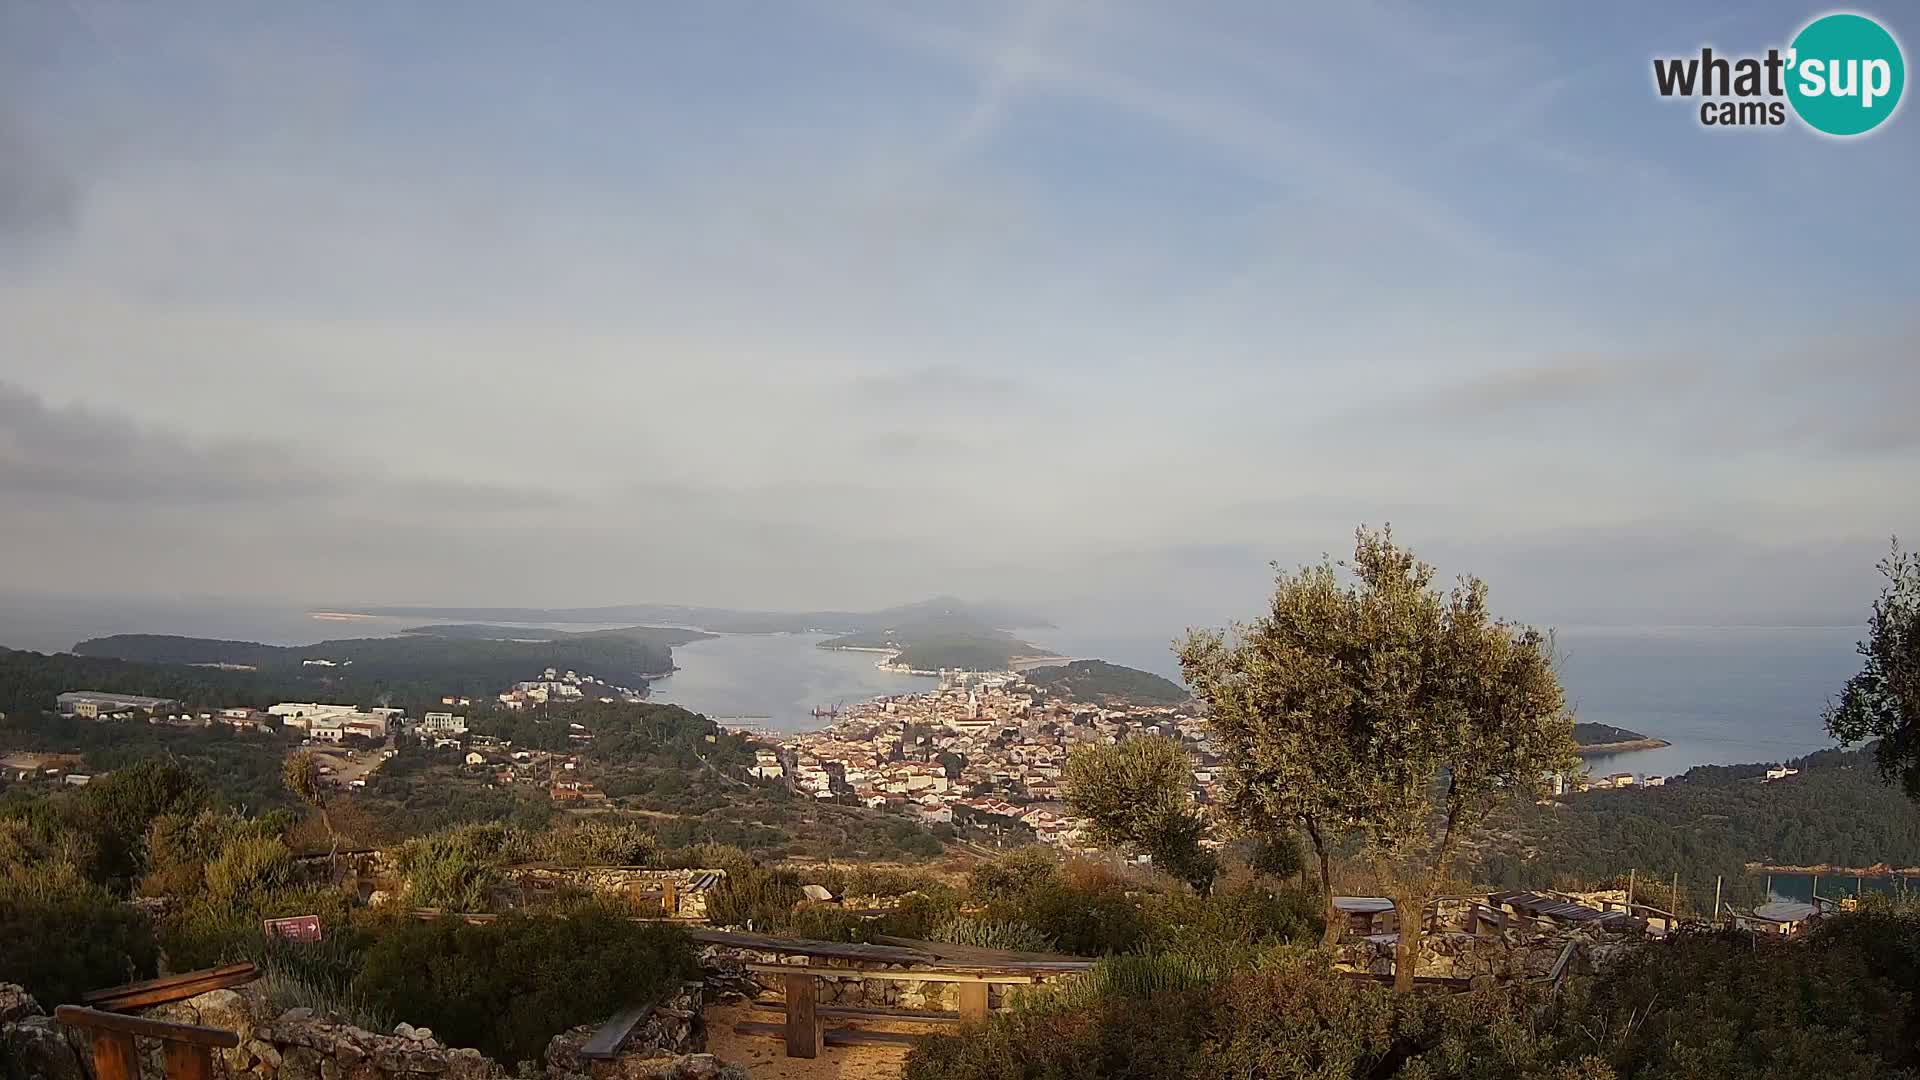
0 595 1868 775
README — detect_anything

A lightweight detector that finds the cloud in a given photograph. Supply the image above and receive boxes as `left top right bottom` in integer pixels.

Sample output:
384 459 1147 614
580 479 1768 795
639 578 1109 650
849 363 1022 404
0 382 338 505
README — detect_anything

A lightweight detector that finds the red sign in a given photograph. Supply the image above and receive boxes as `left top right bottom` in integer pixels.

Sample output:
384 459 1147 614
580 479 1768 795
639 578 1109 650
263 915 324 943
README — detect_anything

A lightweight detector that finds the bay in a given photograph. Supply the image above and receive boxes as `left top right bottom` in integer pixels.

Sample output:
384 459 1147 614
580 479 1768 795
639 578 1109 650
0 595 1871 773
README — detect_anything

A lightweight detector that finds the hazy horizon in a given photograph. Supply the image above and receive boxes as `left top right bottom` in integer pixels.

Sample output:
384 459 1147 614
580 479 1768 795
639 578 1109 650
4 1 1916 636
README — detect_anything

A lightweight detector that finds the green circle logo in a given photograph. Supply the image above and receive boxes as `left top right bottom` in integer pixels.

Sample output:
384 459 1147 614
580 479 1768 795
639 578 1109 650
1787 13 1905 136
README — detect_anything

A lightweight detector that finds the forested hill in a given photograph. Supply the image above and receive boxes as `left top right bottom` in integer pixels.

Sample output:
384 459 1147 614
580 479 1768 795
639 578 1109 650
1023 660 1189 706
817 604 1054 671
63 625 688 702
1475 745 1920 905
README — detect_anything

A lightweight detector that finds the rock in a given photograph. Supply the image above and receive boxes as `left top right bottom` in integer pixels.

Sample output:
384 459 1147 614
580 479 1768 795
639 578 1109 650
798 884 835 903
0 984 41 1025
0 1015 89 1080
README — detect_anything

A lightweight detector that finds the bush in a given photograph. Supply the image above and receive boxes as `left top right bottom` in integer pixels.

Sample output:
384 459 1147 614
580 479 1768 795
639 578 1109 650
390 822 530 910
931 916 1056 954
909 912 1920 1080
704 865 804 929
0 862 157 1005
354 906 695 1064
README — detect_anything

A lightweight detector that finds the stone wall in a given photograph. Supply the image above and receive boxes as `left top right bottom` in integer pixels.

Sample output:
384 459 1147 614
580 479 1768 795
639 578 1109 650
1336 925 1639 984
697 945 1078 1013
0 984 91 1080
497 867 727 919
0 981 738 1080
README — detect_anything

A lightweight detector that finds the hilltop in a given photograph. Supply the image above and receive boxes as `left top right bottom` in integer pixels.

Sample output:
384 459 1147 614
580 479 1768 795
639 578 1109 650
1022 660 1189 706
66 624 700 701
815 601 1056 672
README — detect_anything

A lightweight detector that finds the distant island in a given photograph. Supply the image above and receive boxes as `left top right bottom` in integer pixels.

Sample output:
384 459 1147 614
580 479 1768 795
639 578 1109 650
67 624 706 699
1022 659 1189 706
812 600 1057 672
1572 721 1671 754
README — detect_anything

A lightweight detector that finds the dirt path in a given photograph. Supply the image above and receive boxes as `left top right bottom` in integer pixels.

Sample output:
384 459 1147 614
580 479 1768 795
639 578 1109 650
704 1003 935 1080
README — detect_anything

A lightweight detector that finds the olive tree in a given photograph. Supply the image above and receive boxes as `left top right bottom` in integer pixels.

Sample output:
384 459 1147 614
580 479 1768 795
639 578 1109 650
1826 539 1920 798
1064 736 1218 894
282 751 337 861
1178 526 1575 989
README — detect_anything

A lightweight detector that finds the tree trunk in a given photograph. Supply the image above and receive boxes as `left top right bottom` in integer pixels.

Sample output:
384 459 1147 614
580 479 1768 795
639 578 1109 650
1303 818 1342 948
1393 893 1426 992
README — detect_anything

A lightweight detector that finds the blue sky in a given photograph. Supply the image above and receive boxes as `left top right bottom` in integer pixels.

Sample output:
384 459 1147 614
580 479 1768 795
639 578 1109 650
2 0 1916 631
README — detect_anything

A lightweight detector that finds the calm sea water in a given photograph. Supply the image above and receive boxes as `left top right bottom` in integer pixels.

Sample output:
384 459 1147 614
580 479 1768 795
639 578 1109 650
0 596 1867 769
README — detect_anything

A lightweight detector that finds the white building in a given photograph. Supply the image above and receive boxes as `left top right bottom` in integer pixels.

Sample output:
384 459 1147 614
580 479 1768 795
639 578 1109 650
421 712 469 736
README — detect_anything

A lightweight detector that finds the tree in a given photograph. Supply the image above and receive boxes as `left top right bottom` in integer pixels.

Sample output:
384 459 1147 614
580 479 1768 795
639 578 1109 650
1826 539 1920 799
1178 526 1575 989
1064 737 1218 894
282 751 337 861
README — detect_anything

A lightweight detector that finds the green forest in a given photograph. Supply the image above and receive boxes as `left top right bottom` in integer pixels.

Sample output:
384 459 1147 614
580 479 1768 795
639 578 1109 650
64 626 689 702
1023 660 1189 705
1475 746 1920 906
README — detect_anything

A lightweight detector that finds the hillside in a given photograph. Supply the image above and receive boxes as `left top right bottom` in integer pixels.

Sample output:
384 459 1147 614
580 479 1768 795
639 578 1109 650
1573 721 1670 752
1474 745 1920 904
1022 660 1188 706
68 626 685 701
817 602 1054 671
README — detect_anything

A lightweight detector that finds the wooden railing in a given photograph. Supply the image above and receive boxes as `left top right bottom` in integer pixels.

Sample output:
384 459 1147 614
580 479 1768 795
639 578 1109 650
55 1005 240 1080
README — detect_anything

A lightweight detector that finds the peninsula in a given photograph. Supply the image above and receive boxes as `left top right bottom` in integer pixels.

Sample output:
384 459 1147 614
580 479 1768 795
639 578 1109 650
1572 722 1671 755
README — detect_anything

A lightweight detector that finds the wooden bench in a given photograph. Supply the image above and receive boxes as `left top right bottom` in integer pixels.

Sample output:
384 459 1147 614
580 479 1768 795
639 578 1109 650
83 964 259 1012
56 1005 240 1080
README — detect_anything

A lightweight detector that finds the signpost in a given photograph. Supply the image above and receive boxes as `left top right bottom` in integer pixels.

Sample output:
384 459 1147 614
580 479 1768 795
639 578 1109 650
262 915 323 943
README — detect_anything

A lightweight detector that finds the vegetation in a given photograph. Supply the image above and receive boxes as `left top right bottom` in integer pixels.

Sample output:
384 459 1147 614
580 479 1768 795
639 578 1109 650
817 604 1052 672
1023 660 1189 706
1571 722 1657 746
1064 737 1217 894
68 626 683 704
354 907 695 1065
908 907 1920 1079
1827 538 1920 799
1476 745 1920 907
1178 526 1577 985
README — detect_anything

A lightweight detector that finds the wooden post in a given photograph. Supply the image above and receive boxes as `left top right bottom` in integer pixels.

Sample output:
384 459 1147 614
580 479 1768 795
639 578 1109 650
1713 877 1723 926
90 1030 139 1080
1672 873 1680 917
783 972 820 1059
662 879 678 918
957 981 989 1026
165 1040 217 1080
1812 873 1820 910
1626 869 1635 912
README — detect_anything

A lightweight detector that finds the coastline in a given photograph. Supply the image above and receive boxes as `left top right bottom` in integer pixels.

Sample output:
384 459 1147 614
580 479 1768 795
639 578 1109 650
1748 861 1920 877
1574 737 1671 755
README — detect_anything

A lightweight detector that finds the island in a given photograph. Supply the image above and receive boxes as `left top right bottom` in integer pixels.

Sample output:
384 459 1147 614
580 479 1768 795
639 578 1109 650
1021 659 1189 706
1572 722 1671 755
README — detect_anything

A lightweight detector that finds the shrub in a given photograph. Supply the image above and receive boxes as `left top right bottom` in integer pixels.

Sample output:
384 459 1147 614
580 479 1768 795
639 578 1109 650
535 820 658 866
704 865 803 929
931 916 1056 954
966 845 1061 905
354 906 695 1064
0 861 157 1005
390 822 531 910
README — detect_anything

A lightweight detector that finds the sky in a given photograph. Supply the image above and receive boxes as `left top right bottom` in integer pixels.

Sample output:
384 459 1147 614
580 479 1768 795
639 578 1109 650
2 0 1917 635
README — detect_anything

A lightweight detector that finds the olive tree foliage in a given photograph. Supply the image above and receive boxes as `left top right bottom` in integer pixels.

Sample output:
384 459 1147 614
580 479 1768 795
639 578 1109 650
282 751 337 860
1064 736 1218 894
1178 526 1576 989
1826 539 1920 799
